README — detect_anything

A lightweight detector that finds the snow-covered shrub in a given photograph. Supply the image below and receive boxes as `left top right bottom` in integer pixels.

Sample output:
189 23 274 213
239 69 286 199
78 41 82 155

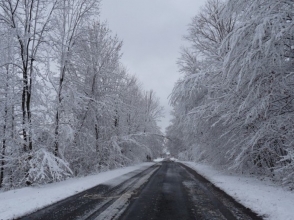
27 149 73 185
276 150 294 189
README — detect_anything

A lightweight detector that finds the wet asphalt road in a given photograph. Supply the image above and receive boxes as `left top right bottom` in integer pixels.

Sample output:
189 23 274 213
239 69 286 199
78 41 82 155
20 162 263 220
120 162 262 220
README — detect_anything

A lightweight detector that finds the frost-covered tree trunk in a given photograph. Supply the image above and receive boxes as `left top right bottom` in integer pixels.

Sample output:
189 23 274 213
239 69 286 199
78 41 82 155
0 65 9 187
0 25 19 188
0 22 22 187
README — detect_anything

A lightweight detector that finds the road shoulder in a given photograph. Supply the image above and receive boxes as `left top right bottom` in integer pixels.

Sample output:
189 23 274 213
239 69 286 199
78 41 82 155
182 161 294 220
0 162 155 220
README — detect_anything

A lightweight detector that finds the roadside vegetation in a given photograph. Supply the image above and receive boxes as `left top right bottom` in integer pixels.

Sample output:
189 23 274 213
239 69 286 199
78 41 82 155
167 0 294 187
0 0 164 189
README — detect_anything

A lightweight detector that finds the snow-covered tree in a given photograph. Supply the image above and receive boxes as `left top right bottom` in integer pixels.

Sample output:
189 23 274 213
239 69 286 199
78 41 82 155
168 0 294 186
168 0 236 165
50 0 99 158
0 1 164 188
219 0 294 178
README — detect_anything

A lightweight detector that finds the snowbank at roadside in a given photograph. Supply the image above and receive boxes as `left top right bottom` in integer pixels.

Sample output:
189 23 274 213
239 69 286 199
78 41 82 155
0 162 154 220
182 161 294 220
153 157 164 162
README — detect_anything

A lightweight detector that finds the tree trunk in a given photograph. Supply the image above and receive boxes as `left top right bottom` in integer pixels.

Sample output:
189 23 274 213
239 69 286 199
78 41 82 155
1 65 9 187
54 65 66 157
95 123 99 152
54 109 60 157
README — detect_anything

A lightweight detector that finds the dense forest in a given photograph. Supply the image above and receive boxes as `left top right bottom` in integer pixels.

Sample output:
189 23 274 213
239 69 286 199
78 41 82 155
167 0 294 186
0 0 163 189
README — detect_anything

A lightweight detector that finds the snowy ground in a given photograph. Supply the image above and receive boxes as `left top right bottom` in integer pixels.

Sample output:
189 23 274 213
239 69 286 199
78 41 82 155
182 161 294 220
0 162 154 220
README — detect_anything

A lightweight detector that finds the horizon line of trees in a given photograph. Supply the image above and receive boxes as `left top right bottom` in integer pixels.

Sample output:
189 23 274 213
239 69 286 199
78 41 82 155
167 0 294 187
0 0 164 190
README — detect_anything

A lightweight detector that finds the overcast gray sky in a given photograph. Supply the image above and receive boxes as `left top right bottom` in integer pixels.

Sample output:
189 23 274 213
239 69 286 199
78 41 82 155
100 0 206 133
